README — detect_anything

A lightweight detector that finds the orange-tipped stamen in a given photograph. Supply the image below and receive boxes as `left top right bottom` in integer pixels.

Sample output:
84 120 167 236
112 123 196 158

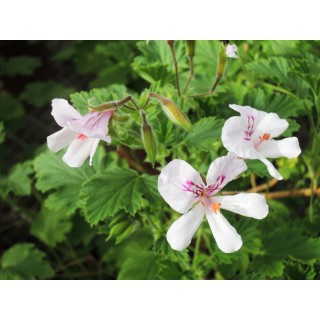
255 133 270 147
211 202 221 214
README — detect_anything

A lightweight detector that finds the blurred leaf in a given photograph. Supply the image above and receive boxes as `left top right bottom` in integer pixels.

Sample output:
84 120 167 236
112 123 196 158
31 210 73 247
0 94 24 121
8 161 33 196
0 56 41 77
118 250 161 280
20 81 73 108
0 243 54 280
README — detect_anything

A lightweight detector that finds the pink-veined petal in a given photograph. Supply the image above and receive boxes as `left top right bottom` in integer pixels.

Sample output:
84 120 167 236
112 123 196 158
256 137 301 159
229 104 268 129
158 160 205 214
206 153 247 194
221 116 260 159
47 127 77 152
205 210 242 253
51 98 82 127
68 110 113 142
214 193 269 219
166 204 204 251
63 137 97 168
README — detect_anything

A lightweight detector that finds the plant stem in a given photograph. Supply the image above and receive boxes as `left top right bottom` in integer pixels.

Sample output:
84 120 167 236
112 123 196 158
167 41 181 96
250 173 257 191
187 76 222 98
183 56 194 94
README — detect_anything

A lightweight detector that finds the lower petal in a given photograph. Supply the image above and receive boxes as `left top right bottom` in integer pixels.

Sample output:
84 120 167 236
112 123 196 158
47 127 77 152
257 137 301 159
259 156 283 180
166 205 204 251
205 211 242 253
214 193 268 219
89 139 100 166
63 137 97 167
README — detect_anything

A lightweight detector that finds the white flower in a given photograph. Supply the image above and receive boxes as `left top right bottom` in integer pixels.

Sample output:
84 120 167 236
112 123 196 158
222 104 301 180
226 44 238 59
47 99 113 167
158 152 268 253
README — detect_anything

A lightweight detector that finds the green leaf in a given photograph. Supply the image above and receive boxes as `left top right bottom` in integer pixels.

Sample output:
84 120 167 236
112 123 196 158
0 94 24 121
185 117 224 152
8 161 33 196
80 169 160 226
34 151 94 216
30 210 73 247
0 243 54 280
251 255 285 278
19 81 73 108
118 250 161 280
0 56 41 77
132 40 187 85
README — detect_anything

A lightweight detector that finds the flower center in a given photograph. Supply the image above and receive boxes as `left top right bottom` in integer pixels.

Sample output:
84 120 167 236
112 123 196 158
255 133 270 147
77 133 88 141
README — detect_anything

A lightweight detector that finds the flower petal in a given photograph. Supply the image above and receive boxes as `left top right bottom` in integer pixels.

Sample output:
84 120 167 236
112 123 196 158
166 204 204 251
257 137 301 159
68 110 113 142
259 155 283 180
89 138 100 166
47 127 77 152
252 112 288 142
214 193 269 219
221 116 261 159
206 152 247 193
158 160 204 214
51 99 82 127
63 137 97 168
205 210 242 253
229 104 268 129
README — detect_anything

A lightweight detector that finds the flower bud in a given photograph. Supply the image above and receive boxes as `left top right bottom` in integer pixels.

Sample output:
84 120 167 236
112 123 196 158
112 113 130 123
186 40 196 58
89 101 118 112
217 43 228 78
141 112 157 167
149 93 192 131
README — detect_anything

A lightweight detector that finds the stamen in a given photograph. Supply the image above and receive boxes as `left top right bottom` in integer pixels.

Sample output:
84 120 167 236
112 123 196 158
255 132 270 147
211 202 221 214
77 133 88 141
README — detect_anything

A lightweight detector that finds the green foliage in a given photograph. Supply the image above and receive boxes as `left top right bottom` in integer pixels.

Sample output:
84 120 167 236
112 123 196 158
0 243 54 280
34 151 94 216
19 81 73 108
31 210 73 247
80 169 160 226
0 56 41 77
1 40 319 280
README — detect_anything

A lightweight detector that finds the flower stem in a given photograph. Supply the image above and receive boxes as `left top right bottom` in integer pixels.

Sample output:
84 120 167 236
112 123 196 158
183 56 194 94
167 41 181 96
187 76 222 98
